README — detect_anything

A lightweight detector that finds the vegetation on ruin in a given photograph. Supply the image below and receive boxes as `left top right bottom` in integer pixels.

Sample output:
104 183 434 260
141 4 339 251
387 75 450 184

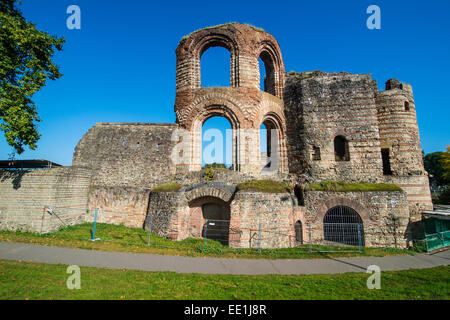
0 223 412 260
0 0 65 154
236 179 293 193
180 22 265 41
1 259 448 300
202 162 230 170
151 182 182 192
305 181 403 192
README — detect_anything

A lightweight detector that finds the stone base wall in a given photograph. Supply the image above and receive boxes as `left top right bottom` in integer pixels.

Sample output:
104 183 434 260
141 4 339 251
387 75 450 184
303 190 410 248
229 191 297 248
0 167 91 233
86 186 151 228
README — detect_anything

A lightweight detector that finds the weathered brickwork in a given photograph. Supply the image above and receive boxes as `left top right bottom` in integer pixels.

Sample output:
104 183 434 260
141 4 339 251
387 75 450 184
85 186 150 228
73 122 178 187
0 167 91 233
1 23 433 249
284 71 383 182
303 190 410 247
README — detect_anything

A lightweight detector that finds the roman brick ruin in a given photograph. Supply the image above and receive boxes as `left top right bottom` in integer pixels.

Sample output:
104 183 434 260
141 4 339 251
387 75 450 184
0 23 433 248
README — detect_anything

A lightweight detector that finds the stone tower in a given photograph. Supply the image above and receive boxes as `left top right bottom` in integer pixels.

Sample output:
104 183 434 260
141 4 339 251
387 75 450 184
173 23 288 175
376 79 433 221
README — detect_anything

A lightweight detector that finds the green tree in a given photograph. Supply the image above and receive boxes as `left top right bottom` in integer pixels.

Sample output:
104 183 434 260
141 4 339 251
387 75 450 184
423 151 450 186
441 146 450 181
0 0 64 154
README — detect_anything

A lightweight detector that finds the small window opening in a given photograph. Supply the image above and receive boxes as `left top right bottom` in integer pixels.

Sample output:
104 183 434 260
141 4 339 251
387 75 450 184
334 136 350 161
381 148 392 175
404 101 410 111
312 146 321 161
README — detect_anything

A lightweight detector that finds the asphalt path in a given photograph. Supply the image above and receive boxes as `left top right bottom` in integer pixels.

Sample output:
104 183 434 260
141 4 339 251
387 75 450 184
0 241 448 275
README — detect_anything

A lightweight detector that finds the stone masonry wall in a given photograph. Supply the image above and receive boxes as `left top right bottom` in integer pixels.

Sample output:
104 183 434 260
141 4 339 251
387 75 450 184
0 167 91 233
229 191 297 248
85 186 151 228
283 71 384 182
303 190 410 248
73 123 178 188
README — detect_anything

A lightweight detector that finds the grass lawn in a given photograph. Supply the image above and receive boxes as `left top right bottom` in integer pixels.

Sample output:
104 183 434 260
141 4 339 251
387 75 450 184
0 223 414 259
0 259 448 300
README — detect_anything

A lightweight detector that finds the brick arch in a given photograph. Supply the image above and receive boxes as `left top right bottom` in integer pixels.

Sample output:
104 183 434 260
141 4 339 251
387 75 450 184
185 98 244 171
316 198 369 224
177 29 240 91
184 185 234 204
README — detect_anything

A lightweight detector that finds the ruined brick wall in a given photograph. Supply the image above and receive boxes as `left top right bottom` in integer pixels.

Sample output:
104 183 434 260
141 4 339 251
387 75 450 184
73 122 178 188
284 71 383 182
303 190 410 247
0 167 91 233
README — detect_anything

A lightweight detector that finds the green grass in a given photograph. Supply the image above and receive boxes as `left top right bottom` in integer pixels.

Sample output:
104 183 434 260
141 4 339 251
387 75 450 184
151 182 182 192
306 181 403 192
237 180 293 193
0 223 412 259
0 259 448 300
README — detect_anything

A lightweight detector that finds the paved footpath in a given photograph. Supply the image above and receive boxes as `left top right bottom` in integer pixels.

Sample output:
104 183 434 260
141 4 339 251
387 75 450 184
0 242 448 275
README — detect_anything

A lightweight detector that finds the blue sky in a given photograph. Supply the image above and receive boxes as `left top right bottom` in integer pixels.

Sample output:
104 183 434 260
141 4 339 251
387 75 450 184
1 0 449 165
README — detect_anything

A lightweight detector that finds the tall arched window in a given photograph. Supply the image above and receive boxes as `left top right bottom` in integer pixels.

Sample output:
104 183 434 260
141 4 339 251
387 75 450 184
260 117 280 172
334 136 350 161
202 116 232 169
201 46 231 87
258 50 276 95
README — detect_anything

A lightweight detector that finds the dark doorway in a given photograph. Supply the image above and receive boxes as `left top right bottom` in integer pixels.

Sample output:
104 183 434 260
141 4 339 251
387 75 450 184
323 206 364 246
294 221 303 244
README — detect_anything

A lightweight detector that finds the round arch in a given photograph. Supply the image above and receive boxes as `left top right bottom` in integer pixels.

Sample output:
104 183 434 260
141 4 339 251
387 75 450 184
323 206 365 246
188 196 231 245
186 102 242 172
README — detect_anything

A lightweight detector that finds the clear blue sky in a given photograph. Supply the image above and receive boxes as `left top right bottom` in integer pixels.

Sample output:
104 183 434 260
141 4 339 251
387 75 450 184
1 0 449 165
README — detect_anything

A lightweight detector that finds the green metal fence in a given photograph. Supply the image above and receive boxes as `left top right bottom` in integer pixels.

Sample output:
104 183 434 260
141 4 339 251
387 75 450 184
424 217 450 251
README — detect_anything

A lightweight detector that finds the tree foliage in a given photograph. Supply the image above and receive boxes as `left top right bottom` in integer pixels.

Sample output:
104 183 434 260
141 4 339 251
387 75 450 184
441 146 450 181
0 0 64 154
423 151 450 186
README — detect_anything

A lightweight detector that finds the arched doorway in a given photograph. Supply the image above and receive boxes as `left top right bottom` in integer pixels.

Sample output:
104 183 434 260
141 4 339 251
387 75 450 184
294 221 303 245
323 206 364 246
188 196 231 245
